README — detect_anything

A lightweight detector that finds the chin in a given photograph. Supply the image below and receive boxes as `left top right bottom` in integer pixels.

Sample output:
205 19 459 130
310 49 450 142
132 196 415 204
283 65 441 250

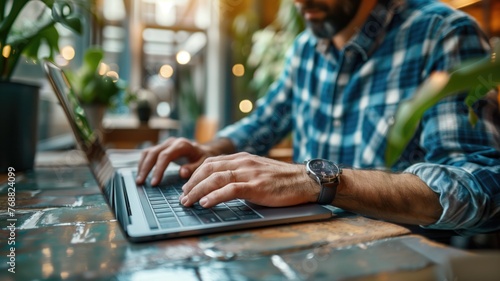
307 21 337 39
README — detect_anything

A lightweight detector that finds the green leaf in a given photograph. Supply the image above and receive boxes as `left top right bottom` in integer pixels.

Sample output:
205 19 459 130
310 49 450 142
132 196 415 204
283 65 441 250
385 45 500 167
22 25 60 60
64 47 123 106
52 2 83 34
1 0 86 80
385 72 451 166
0 0 30 37
82 47 104 75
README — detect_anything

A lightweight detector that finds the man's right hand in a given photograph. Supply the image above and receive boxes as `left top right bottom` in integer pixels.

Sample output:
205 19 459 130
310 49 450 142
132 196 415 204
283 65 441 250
135 137 236 186
135 137 214 186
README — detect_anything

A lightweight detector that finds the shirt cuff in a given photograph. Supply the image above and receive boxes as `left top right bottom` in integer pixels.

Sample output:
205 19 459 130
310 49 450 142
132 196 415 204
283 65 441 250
404 162 487 235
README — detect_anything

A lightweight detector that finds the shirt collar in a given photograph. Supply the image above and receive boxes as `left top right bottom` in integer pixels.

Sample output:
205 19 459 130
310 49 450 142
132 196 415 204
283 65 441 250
314 0 406 61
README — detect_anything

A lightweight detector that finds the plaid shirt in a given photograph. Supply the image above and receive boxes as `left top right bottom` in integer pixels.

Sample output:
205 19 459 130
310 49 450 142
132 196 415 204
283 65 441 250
217 0 500 235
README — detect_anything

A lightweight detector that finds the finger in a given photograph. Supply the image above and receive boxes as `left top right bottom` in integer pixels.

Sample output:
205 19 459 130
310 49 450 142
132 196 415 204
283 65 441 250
182 157 233 195
179 157 206 178
136 149 148 175
150 138 194 186
136 147 164 184
181 153 256 193
198 182 246 208
204 151 251 162
136 138 175 184
181 170 235 207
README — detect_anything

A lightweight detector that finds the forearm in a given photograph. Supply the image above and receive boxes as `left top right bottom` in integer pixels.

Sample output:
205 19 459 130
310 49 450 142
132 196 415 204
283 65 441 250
333 169 442 226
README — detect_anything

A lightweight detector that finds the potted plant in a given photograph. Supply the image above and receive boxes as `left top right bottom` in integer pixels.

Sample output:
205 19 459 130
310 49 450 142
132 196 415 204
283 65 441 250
63 47 125 132
136 99 152 124
245 0 304 99
0 0 85 171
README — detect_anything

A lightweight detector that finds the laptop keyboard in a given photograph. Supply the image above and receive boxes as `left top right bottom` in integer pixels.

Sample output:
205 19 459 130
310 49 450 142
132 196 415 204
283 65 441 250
137 178 262 230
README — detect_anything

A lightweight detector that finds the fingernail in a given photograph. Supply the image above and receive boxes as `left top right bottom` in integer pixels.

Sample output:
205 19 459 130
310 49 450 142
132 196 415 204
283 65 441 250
200 197 208 207
151 177 157 185
181 196 188 205
180 167 189 178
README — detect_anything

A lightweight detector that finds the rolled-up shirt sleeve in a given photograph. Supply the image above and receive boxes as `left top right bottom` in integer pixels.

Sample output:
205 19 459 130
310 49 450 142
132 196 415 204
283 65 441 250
404 93 500 235
402 12 500 235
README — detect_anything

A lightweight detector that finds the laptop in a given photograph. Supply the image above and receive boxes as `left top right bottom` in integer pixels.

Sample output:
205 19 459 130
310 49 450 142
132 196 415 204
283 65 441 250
43 60 334 242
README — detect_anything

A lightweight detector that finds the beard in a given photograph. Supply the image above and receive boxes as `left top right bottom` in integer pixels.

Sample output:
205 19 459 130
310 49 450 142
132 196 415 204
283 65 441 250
302 0 362 39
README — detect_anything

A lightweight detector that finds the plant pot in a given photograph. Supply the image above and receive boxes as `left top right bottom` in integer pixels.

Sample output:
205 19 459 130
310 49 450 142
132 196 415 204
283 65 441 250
136 102 152 124
0 82 39 171
81 104 106 133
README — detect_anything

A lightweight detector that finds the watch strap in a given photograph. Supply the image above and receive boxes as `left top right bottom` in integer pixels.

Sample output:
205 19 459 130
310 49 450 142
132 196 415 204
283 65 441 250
317 180 338 205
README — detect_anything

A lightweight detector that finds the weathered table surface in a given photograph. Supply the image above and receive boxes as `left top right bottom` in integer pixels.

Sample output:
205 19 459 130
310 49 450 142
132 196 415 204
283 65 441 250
0 162 476 280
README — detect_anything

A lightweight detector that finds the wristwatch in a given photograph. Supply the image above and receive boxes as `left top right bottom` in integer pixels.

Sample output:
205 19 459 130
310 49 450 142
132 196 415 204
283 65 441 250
304 159 342 205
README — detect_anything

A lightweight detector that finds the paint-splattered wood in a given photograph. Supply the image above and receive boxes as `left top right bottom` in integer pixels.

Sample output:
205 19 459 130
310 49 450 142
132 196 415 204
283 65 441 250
198 211 411 259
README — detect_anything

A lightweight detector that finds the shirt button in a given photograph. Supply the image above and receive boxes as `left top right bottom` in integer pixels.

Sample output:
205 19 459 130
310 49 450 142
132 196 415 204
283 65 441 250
333 120 342 127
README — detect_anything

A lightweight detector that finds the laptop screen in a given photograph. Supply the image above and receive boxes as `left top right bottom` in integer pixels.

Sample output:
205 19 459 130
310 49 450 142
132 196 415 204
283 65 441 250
43 61 96 146
43 60 115 188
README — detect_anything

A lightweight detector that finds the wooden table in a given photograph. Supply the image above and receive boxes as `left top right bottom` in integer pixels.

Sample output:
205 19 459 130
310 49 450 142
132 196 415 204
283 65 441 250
0 154 497 280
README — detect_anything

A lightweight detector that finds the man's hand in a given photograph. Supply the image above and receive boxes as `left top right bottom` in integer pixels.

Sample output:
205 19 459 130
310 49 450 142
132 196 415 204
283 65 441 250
179 152 319 208
135 137 214 186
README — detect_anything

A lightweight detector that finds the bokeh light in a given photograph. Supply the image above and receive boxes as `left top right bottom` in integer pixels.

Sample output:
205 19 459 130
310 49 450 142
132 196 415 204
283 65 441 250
239 99 253 113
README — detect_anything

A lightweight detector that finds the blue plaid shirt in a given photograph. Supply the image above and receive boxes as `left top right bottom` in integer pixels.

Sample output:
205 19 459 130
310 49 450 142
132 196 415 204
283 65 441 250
218 0 500 235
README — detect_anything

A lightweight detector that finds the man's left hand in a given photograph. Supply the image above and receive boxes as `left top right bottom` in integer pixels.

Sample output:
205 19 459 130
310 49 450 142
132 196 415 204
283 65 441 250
179 152 319 208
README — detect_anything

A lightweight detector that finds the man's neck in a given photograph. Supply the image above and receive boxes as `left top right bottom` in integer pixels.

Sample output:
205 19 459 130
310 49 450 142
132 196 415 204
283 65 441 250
332 0 378 49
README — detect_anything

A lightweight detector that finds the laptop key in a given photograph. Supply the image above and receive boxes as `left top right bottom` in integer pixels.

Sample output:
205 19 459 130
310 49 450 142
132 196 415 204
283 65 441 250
150 200 166 205
176 211 194 216
198 213 221 224
153 208 171 213
178 216 201 226
160 222 181 229
193 209 212 215
165 195 179 201
156 212 175 218
172 206 192 212
225 200 244 207
148 195 164 200
158 217 177 223
237 205 253 211
192 203 205 210
214 210 239 221
152 203 169 209
158 218 180 229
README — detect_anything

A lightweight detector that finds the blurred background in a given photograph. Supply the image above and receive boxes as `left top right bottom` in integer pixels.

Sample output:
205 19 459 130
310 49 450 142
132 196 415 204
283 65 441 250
7 0 500 153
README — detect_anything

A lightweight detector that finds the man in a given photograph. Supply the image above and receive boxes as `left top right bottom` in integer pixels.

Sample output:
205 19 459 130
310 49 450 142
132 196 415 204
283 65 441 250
136 0 500 235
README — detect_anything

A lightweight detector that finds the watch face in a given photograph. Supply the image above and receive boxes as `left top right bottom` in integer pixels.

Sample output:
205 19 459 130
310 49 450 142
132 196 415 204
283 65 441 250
308 159 339 180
